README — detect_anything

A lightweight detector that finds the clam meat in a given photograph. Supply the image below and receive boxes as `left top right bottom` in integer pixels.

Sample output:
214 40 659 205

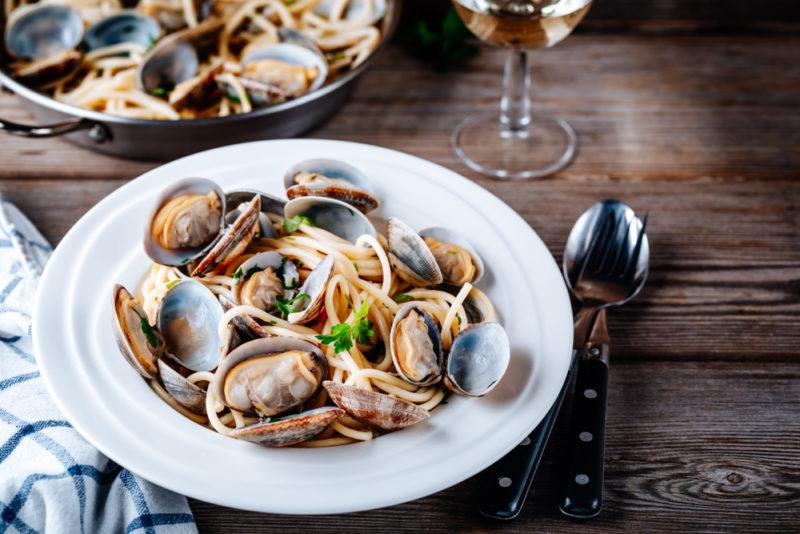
390 304 442 386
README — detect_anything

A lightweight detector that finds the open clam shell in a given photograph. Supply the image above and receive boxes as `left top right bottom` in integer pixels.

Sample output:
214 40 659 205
389 303 443 386
144 177 226 267
112 284 164 379
324 381 430 431
444 322 510 397
5 4 84 60
156 279 224 372
287 254 334 324
229 406 344 447
212 336 328 417
84 11 161 51
191 194 260 276
284 196 376 243
234 251 299 288
157 358 206 414
387 218 443 287
419 227 485 286
283 158 380 214
226 189 285 238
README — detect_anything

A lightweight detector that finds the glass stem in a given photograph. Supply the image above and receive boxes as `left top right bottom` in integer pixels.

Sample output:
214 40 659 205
500 50 532 134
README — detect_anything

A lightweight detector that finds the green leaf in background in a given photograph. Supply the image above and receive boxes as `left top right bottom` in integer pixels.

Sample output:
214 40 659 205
399 9 480 71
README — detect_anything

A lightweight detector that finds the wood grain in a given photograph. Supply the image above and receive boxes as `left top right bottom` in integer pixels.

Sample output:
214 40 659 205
2 35 799 180
0 31 798 532
188 361 800 533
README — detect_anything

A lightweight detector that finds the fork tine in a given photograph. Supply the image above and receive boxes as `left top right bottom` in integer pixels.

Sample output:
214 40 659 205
584 210 617 274
606 214 634 275
574 209 615 284
622 211 649 281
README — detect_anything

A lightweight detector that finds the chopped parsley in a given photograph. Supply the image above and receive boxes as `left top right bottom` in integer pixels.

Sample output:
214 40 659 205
225 93 241 103
165 279 180 289
275 292 309 319
277 256 299 289
393 294 413 303
139 316 159 348
353 262 359 272
233 265 261 282
315 300 375 353
283 215 314 234
266 320 277 326
150 87 168 97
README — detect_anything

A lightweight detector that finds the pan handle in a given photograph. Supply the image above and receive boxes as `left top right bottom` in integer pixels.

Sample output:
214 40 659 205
0 117 110 143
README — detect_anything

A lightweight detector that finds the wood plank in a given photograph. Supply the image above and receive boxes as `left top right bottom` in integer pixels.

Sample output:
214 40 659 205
1 35 799 181
188 361 800 533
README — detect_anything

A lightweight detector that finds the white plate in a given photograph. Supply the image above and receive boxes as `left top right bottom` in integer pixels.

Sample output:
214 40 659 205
33 140 573 514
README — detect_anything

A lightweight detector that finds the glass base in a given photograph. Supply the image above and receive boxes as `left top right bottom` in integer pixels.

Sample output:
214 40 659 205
452 112 578 180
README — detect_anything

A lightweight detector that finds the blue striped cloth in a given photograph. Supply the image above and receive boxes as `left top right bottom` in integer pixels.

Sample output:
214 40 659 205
0 197 197 534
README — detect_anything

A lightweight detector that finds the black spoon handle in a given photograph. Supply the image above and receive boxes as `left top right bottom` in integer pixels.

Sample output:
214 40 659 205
476 362 574 520
558 344 610 519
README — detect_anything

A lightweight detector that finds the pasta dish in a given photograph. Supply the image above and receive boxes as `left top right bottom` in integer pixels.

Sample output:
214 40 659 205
112 158 510 447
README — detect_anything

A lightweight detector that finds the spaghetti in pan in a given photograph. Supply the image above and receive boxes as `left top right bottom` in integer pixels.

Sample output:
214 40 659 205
3 0 385 119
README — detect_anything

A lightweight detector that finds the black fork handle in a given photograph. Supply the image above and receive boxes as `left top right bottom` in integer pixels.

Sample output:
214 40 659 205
558 343 610 519
476 355 575 520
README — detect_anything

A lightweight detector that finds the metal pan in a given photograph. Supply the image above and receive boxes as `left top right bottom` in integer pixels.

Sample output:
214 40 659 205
0 1 399 161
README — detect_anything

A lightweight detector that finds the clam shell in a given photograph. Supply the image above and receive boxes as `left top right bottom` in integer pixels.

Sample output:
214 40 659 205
229 407 344 447
313 0 387 25
283 159 379 214
389 303 443 386
234 251 298 289
191 194 260 276
444 322 510 397
387 218 443 287
287 254 334 324
111 284 164 379
419 227 485 285
5 4 83 60
284 196 376 244
157 358 206 414
211 336 328 414
226 189 286 238
323 381 430 431
84 11 161 51
156 279 224 372
144 177 226 267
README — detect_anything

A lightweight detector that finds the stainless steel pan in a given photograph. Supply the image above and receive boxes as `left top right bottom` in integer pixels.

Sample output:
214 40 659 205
0 1 399 160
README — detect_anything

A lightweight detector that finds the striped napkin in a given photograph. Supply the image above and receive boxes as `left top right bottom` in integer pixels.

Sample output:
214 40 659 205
0 197 197 534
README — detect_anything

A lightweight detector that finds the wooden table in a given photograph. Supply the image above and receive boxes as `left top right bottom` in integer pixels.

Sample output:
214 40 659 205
2 15 799 533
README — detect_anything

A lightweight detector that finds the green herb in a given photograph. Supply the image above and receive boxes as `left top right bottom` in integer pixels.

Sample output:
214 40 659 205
315 300 374 353
328 51 346 61
398 9 479 71
139 316 159 348
283 215 314 234
278 256 299 289
393 294 413 303
266 320 277 326
275 292 310 319
150 87 168 97
353 262 359 272
233 265 261 282
166 279 180 289
225 93 241 104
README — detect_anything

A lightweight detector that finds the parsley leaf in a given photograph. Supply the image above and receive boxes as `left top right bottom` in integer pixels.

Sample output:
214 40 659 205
315 300 374 353
283 215 314 234
139 316 159 348
275 292 309 319
166 279 180 290
393 294 413 303
233 265 261 282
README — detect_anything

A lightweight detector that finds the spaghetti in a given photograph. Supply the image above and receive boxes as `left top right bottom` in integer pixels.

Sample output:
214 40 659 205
5 0 384 119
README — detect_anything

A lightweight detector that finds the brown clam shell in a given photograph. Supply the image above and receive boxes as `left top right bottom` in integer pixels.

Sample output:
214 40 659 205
229 407 345 447
191 194 260 276
323 381 430 431
286 182 380 214
157 358 206 414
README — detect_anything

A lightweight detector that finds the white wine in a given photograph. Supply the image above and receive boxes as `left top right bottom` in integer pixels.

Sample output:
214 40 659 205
453 0 593 49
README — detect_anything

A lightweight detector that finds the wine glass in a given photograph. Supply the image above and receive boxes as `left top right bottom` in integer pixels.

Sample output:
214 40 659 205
451 0 593 179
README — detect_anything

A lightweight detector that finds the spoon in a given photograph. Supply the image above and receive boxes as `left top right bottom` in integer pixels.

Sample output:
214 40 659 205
475 199 648 520
558 199 649 519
